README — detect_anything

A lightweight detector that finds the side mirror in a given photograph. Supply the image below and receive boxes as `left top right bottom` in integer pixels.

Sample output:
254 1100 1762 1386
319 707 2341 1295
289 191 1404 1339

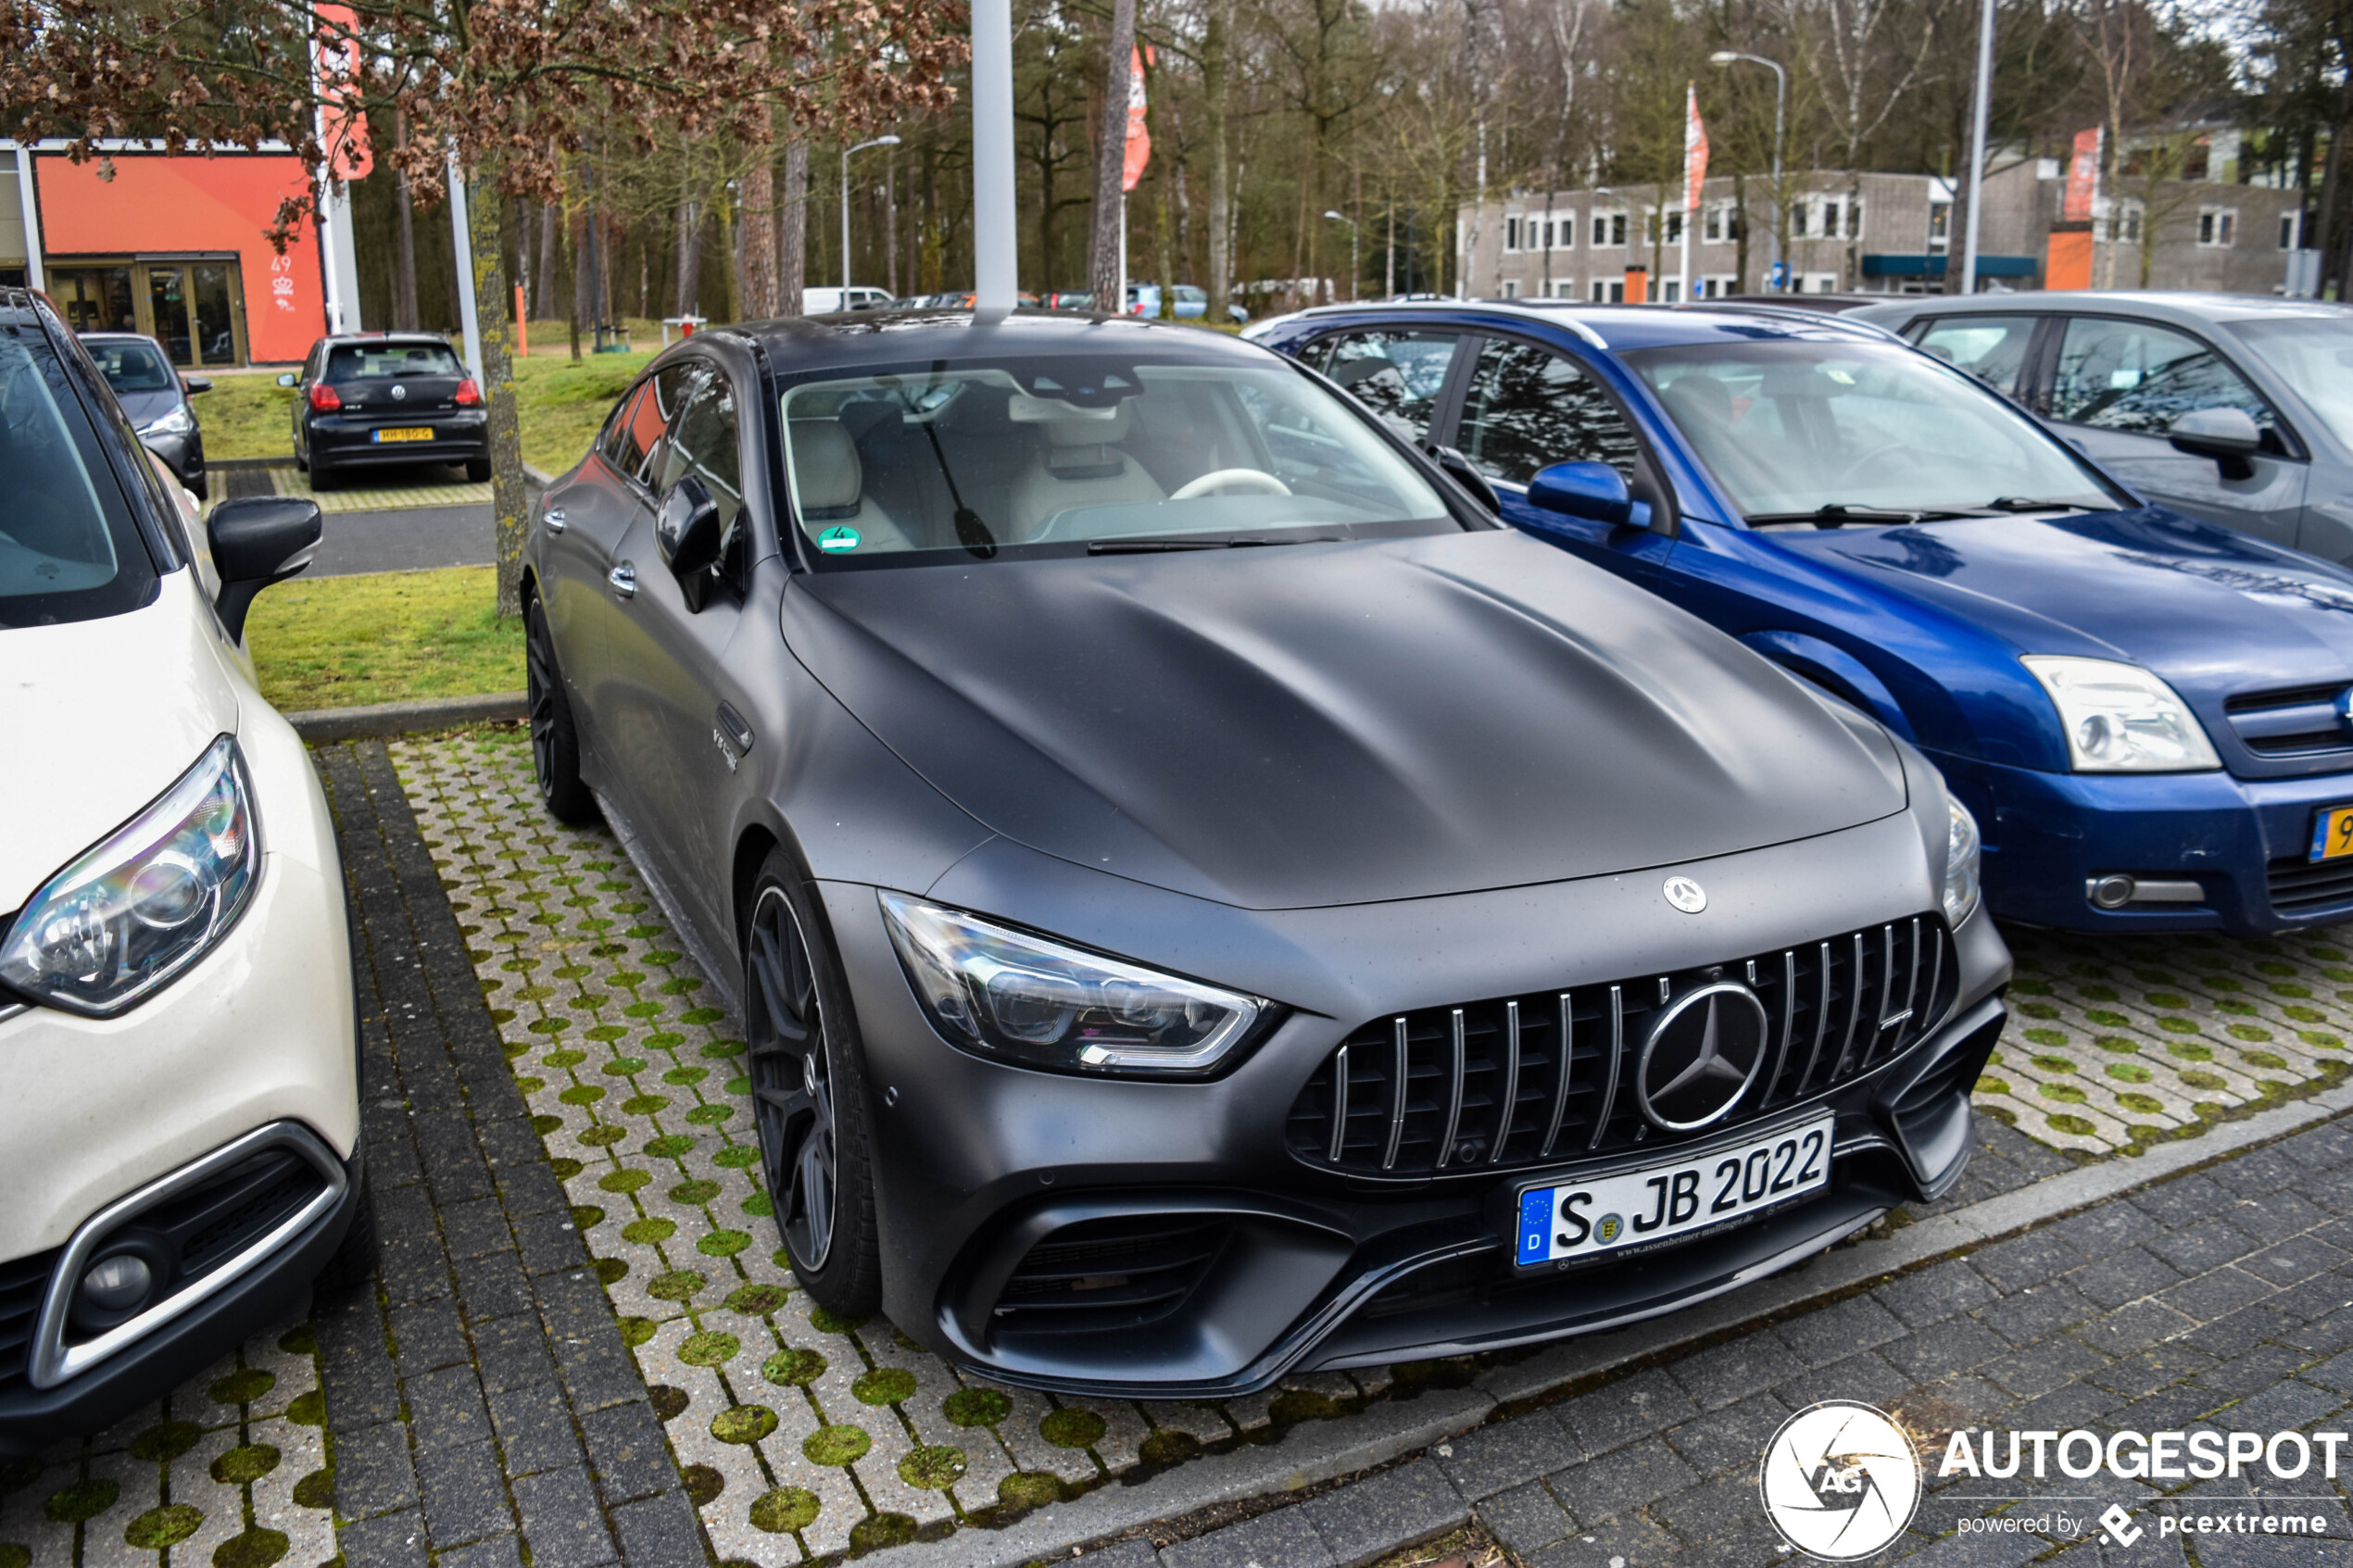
2169 407 2261 478
182 376 213 395
275 371 298 388
655 474 724 611
1527 460 1634 529
207 495 323 642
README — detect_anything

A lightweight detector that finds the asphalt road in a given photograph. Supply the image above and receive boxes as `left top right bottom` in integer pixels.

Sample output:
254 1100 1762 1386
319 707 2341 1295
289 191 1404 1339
220 464 501 577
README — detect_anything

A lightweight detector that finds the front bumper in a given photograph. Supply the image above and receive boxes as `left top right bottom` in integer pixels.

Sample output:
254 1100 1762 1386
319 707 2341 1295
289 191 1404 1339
308 411 487 469
1937 748 2353 934
823 809 2010 1398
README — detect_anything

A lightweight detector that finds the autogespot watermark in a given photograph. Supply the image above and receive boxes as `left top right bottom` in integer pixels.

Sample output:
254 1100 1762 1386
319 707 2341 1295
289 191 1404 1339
1759 1411 2353 1560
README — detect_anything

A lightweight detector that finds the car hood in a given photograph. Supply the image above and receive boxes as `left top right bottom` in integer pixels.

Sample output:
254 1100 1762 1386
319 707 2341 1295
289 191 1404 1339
1772 508 2353 699
0 579 240 914
783 531 1908 910
113 389 181 431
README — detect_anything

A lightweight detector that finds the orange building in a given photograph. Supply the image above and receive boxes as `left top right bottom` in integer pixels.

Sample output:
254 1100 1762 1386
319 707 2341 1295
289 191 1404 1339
0 142 329 368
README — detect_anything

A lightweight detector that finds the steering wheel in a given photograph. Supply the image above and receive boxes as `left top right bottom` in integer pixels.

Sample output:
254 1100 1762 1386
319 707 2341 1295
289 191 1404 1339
1828 442 1913 489
1170 468 1292 499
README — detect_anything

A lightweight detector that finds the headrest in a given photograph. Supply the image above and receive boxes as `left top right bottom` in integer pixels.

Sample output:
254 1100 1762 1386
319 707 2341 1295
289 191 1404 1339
1007 394 1133 445
790 419 863 517
1661 375 1733 427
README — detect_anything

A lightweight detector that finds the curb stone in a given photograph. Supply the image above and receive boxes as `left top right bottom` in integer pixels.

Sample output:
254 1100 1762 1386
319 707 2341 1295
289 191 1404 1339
289 692 527 742
862 1085 2353 1568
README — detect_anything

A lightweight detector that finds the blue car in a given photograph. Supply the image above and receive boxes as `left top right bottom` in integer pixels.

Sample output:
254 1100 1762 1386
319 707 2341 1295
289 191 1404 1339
1252 299 2353 935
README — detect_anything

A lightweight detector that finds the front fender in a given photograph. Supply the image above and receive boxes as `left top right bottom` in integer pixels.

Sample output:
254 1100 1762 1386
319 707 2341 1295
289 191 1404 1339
1739 629 1918 745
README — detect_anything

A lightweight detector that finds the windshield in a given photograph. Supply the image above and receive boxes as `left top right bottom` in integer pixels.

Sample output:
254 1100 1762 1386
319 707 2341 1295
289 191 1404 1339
0 329 156 627
2230 316 2353 451
326 342 462 383
780 358 1453 560
87 339 177 394
1626 338 2118 525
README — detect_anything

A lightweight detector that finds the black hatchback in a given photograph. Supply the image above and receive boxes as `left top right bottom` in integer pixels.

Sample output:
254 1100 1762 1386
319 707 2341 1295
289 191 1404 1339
277 333 489 489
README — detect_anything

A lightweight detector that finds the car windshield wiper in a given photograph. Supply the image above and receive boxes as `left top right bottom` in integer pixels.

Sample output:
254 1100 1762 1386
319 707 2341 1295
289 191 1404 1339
1744 505 1975 528
1980 496 2100 513
1087 534 1345 555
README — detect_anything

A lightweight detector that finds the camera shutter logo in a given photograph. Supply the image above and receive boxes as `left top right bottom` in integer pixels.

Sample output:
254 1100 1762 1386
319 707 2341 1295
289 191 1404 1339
1758 1401 1920 1561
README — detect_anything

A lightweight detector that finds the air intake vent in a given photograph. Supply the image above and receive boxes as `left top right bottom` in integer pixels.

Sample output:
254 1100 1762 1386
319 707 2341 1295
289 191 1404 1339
991 1217 1231 1336
0 1248 58 1398
2225 684 2353 759
2268 855 2353 915
1285 916 1953 1177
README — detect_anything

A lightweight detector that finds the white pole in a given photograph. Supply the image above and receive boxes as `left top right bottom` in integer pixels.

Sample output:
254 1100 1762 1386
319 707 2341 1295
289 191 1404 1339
447 149 484 384
13 144 43 291
1960 0 1994 296
1680 213 1692 303
841 145 852 295
970 0 1018 312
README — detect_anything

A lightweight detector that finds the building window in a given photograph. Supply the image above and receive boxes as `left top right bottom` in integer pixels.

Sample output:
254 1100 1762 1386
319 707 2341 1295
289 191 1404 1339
1504 217 1521 252
1804 272 1841 294
1589 277 1625 302
2197 207 2236 247
2114 201 2144 245
1703 202 1743 244
2183 140 2210 182
1647 209 1685 245
1551 280 1578 297
1592 210 1626 247
1929 200 1952 251
1501 278 1522 297
2282 209 2304 250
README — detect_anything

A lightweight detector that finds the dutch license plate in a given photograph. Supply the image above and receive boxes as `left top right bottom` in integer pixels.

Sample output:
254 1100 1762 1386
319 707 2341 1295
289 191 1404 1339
2310 805 2353 862
1514 1114 1832 1269
372 427 434 443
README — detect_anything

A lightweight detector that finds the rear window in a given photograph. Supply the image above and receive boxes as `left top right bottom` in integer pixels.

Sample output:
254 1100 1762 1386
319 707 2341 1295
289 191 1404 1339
326 342 462 382
0 327 157 627
87 339 178 394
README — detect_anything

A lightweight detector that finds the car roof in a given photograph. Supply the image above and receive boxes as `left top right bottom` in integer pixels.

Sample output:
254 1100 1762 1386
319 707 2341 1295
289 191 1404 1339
1266 296 1901 352
709 307 1283 375
1859 291 2353 327
318 332 459 347
77 331 165 345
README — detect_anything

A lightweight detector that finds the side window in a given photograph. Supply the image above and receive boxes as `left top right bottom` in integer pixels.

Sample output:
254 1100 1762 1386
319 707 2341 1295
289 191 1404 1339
598 383 648 472
2050 317 2276 442
654 373 745 560
614 362 704 489
1310 330 1460 445
1910 316 2039 399
1455 337 1641 487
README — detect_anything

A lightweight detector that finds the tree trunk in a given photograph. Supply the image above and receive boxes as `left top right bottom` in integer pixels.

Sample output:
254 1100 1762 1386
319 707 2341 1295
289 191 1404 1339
1204 0 1232 320
461 158 526 620
1087 0 1139 303
779 139 810 315
675 195 702 316
392 109 420 331
535 203 558 327
739 152 778 319
569 200 590 361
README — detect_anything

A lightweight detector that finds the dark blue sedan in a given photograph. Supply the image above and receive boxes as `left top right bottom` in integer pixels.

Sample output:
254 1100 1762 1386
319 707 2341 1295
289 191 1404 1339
1251 299 2353 935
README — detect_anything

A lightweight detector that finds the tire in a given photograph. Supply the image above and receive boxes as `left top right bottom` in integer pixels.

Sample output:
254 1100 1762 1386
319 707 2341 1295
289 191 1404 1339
293 445 308 474
315 1159 378 1297
526 597 599 825
465 458 492 483
743 853 882 1315
309 460 337 492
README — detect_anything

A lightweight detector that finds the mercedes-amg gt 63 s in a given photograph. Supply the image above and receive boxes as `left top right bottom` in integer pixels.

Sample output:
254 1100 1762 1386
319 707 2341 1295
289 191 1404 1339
522 308 2009 1398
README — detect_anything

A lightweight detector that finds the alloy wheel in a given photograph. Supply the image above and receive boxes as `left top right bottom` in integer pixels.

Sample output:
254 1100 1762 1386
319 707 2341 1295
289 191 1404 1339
525 616 560 804
747 886 837 1272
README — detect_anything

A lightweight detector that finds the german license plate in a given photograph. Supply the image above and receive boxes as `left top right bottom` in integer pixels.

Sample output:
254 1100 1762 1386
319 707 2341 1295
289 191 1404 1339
2310 805 2353 862
372 427 434 443
1514 1114 1832 1269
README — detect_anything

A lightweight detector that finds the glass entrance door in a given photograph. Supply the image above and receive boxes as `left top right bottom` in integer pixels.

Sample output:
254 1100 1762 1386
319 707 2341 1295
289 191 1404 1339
54 267 135 334
46 258 246 365
147 267 193 362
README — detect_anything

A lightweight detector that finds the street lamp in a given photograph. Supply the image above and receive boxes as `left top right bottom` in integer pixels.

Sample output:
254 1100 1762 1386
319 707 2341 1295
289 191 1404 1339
1708 50 1787 291
843 135 902 295
1322 210 1359 301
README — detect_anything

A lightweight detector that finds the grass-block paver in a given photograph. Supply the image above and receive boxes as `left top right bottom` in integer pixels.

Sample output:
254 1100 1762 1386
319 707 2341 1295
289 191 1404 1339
386 725 2353 1562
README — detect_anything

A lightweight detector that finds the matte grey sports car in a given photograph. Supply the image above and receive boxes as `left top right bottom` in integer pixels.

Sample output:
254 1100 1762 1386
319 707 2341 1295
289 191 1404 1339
522 310 2009 1397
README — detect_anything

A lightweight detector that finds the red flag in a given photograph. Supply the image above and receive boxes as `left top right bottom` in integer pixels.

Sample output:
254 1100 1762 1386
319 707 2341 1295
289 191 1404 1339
1683 83 1709 213
1121 46 1151 193
314 3 371 181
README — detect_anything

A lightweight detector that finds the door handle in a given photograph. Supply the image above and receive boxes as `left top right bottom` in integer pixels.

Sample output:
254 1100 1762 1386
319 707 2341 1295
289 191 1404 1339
608 562 636 598
544 506 567 533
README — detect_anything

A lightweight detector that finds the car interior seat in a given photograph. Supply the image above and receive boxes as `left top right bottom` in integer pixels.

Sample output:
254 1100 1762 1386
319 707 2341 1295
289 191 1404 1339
1006 395 1165 540
788 418 914 552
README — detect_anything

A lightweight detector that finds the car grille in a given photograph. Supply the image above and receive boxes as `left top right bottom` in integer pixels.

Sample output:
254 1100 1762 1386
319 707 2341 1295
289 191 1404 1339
0 1248 57 1399
2224 684 2353 759
1284 915 1954 1177
990 1217 1231 1336
2267 854 2353 915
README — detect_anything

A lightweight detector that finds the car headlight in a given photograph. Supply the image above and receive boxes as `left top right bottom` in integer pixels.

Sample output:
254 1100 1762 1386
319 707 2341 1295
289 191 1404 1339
1944 797 1982 928
2021 656 2221 772
880 893 1265 1076
137 404 195 439
0 736 259 1017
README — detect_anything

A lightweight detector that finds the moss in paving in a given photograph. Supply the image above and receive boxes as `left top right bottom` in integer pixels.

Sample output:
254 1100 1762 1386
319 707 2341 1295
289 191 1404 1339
2116 1092 2167 1116
595 1258 631 1285
2037 1083 2089 1104
277 1323 318 1356
681 1464 724 1506
853 1366 918 1405
998 1473 1063 1511
1041 1408 1107 1448
809 1307 865 1334
286 1389 327 1426
671 1179 722 1205
851 1513 920 1552
711 1406 780 1445
1142 1429 1203 1464
599 1168 653 1193
648 1386 691 1421
698 1229 751 1257
292 1469 335 1509
644 1135 696 1158
571 1204 607 1229
763 1348 827 1386
2030 1054 2077 1073
900 1446 968 1488
2106 1062 2153 1083
714 1145 761 1169
2181 1070 2228 1092
0 1549 23 1568
211 1444 282 1485
944 1387 1012 1427
803 1424 873 1465
2166 1041 2214 1061
122 1504 205 1549
1271 1388 1344 1424
131 1420 205 1461
726 1284 788 1314
648 1269 705 1300
622 1217 676 1245
212 1525 290 1568
679 1331 740 1367
209 1368 276 1406
2047 1113 2097 1136
2243 1050 2289 1070
578 1124 628 1147
750 1486 821 1534
44 1479 119 1523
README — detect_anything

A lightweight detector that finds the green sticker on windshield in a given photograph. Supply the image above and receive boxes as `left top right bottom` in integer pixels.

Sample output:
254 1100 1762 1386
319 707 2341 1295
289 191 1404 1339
817 526 862 553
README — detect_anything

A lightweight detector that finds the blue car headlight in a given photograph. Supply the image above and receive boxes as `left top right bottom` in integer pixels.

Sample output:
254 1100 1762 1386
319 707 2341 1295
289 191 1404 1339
1944 797 1982 928
2023 656 2220 772
880 893 1265 1076
0 735 259 1016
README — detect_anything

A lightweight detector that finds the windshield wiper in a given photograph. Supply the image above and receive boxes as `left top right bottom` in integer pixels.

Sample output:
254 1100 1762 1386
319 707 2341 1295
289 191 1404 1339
1087 535 1345 555
1745 505 1969 528
1981 497 2099 513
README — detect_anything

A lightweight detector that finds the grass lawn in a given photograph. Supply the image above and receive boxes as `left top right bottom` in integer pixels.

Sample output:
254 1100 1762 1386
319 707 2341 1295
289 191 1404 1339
246 565 522 711
196 374 300 461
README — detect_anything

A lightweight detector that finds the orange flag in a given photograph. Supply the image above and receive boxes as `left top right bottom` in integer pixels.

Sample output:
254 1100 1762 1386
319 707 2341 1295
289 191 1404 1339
1122 46 1151 193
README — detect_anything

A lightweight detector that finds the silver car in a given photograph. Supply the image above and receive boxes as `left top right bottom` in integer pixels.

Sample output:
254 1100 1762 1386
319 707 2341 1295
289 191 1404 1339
1852 293 2353 563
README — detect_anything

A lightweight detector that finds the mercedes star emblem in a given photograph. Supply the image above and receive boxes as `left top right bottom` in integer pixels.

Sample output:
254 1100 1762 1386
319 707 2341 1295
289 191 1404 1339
1636 979 1769 1131
1663 875 1707 913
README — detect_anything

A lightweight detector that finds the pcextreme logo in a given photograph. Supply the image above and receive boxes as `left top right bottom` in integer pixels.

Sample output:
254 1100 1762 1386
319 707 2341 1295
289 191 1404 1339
1758 1401 1922 1561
